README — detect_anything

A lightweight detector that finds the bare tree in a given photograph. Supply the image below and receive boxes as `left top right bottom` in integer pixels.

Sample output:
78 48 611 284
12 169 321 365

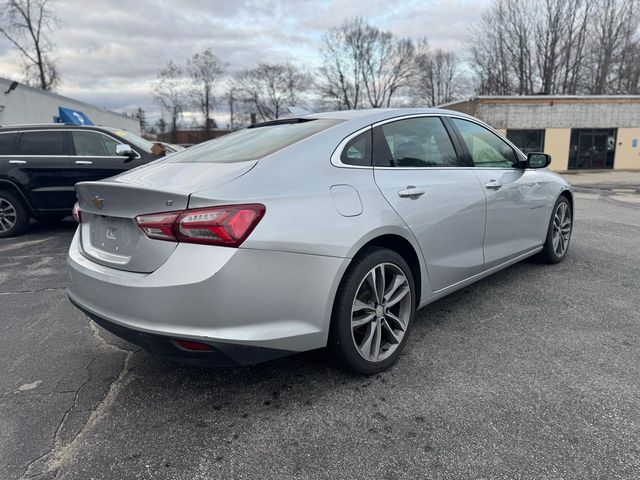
152 60 187 143
154 118 167 135
556 0 591 94
0 0 59 90
468 2 514 95
361 33 415 107
133 107 148 133
234 62 310 121
187 49 226 136
587 0 637 94
414 40 465 106
468 0 639 95
318 17 416 109
318 17 368 109
617 38 640 93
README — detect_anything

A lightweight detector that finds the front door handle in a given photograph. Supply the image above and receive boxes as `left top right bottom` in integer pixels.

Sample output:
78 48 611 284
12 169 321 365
9 160 27 164
485 180 503 189
75 160 93 165
398 186 425 198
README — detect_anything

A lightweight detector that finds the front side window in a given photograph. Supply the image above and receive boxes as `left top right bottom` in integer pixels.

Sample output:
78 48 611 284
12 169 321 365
167 119 343 164
101 135 121 156
71 131 119 156
105 128 155 154
451 118 519 168
340 130 371 166
373 117 459 168
18 131 65 156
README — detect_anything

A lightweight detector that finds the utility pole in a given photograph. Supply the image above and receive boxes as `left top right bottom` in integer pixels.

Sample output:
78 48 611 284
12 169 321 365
228 88 234 130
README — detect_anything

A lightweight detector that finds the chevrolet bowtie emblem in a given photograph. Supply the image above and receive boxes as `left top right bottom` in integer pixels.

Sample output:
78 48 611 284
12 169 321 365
91 196 105 209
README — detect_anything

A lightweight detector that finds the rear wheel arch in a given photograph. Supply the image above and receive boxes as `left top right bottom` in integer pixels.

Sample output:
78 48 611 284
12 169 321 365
348 234 422 307
0 179 34 212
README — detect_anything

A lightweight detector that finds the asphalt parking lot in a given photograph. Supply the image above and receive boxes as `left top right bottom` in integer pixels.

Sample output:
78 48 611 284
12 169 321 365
1 188 639 479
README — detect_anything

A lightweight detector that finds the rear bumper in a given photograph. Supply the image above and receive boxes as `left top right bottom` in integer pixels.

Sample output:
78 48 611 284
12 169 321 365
67 229 349 360
69 295 293 366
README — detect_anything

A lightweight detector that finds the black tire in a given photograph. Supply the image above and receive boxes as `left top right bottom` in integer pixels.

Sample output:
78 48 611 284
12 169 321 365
0 190 29 238
329 247 416 374
537 195 572 264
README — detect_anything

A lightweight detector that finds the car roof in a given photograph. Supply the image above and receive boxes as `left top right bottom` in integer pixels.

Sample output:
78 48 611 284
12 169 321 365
287 107 482 135
306 107 475 122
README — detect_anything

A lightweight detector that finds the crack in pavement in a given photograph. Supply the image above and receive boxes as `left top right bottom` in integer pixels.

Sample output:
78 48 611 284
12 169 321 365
1 252 70 259
19 355 96 479
0 287 66 296
53 356 97 445
19 321 135 479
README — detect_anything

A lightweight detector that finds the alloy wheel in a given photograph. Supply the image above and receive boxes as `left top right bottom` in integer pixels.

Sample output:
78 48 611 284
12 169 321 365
552 202 571 257
351 262 412 362
0 198 17 233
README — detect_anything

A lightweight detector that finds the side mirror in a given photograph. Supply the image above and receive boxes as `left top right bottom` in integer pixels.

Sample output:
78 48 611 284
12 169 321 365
527 152 551 169
116 143 135 160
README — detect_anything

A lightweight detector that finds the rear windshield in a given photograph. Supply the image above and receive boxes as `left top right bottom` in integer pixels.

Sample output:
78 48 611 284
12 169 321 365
167 119 342 164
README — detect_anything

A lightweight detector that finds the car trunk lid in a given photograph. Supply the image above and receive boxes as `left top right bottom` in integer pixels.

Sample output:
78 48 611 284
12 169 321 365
75 161 257 273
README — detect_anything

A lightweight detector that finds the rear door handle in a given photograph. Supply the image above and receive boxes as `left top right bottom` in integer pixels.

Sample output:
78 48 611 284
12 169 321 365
485 180 503 189
75 160 93 165
9 160 27 164
398 186 425 198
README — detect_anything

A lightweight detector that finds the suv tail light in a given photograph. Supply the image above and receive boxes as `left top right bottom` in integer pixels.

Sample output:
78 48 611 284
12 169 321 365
134 204 265 247
72 202 82 223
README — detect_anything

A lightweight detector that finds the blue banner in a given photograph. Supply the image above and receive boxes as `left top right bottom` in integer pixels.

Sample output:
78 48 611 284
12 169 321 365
57 106 94 125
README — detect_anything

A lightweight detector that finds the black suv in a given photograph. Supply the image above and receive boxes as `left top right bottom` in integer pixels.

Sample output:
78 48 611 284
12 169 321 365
0 124 162 237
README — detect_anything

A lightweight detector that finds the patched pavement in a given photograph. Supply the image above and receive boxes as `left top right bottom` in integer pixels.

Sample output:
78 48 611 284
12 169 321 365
1 190 640 479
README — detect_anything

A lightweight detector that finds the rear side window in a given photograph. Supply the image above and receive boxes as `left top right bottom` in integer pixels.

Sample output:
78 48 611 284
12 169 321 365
0 133 19 155
18 131 65 156
167 119 343 164
340 131 371 166
373 117 459 167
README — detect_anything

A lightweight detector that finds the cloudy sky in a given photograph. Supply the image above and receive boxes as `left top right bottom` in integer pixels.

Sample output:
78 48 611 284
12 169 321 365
0 0 488 126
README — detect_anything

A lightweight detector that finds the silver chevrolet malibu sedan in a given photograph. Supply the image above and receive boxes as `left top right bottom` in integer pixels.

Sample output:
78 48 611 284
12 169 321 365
67 109 573 374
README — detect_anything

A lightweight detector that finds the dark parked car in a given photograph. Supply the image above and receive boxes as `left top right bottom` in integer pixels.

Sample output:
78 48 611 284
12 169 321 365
0 124 162 237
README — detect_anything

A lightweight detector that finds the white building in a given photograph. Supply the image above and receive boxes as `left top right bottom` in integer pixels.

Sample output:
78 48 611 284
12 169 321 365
0 77 140 134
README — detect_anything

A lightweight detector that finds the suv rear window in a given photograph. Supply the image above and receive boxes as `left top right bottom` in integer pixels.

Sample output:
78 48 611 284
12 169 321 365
0 133 18 155
167 119 343 164
18 131 65 155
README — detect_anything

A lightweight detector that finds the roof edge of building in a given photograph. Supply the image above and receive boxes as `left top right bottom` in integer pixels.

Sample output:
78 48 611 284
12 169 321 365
0 76 133 121
438 94 640 109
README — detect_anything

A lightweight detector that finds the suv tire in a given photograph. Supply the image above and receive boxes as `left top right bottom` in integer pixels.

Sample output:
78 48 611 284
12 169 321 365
0 190 29 238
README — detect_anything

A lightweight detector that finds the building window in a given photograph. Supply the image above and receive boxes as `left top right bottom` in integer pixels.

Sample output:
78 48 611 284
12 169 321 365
506 129 545 154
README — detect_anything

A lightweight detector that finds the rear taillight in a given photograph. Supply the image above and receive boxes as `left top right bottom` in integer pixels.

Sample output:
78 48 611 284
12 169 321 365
72 202 81 223
135 212 180 241
134 204 265 247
